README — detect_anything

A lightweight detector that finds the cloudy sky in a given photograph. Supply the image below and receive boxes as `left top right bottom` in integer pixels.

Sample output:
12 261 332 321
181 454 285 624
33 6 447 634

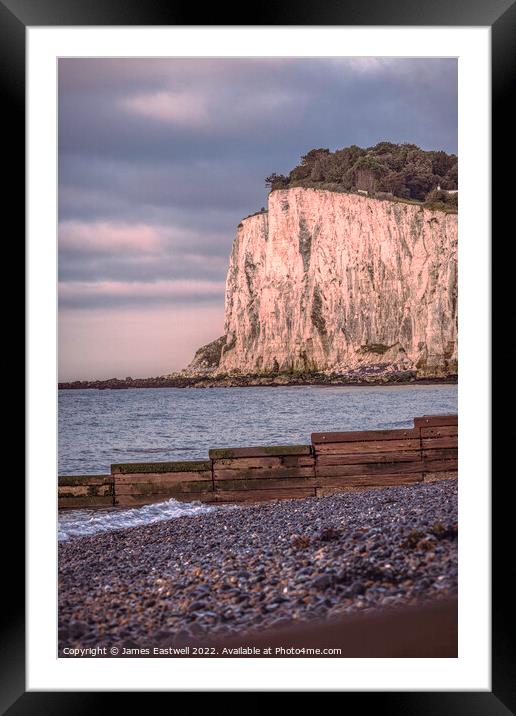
58 57 457 381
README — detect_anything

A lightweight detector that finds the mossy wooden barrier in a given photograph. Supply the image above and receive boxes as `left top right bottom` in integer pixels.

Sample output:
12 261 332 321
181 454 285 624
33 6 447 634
311 414 457 496
58 414 457 509
111 460 213 508
57 475 114 508
209 445 315 503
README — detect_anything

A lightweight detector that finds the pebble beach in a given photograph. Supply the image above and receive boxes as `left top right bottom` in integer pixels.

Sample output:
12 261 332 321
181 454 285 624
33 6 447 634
58 480 458 653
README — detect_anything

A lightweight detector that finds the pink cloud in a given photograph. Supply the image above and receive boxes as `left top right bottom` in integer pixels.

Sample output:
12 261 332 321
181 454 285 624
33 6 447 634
121 90 208 125
59 279 225 303
59 220 166 254
58 220 206 255
121 86 299 128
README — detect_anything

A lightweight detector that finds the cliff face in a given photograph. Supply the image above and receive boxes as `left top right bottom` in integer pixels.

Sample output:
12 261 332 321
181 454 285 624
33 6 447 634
196 188 457 377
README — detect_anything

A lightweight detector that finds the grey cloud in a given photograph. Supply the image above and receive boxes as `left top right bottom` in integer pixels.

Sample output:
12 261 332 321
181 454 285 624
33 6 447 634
59 291 225 310
59 246 229 284
59 58 457 163
59 57 457 313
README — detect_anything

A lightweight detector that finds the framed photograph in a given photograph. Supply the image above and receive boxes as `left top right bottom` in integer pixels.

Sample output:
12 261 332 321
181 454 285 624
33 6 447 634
5 0 509 706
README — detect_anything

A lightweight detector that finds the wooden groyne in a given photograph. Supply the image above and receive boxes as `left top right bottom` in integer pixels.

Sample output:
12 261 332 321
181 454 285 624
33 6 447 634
58 414 457 509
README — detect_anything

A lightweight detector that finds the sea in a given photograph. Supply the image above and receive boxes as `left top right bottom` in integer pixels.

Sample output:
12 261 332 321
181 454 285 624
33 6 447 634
58 384 457 540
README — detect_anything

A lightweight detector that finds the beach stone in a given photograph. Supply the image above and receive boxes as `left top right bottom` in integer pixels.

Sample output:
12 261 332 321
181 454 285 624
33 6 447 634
319 527 341 542
68 620 89 638
350 582 366 596
58 481 458 651
312 575 333 590
188 600 207 612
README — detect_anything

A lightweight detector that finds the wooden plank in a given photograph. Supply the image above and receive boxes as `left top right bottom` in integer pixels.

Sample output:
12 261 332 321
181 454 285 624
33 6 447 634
115 480 213 495
423 471 458 483
420 426 458 438
209 445 311 459
208 487 316 503
422 459 458 473
114 471 212 485
316 450 421 466
315 460 423 478
58 474 113 486
58 496 114 509
315 439 421 455
414 415 457 427
422 448 457 462
422 436 458 450
58 484 114 497
315 472 423 488
111 460 211 475
214 466 314 481
311 427 419 444
282 455 315 467
215 477 316 491
212 456 314 469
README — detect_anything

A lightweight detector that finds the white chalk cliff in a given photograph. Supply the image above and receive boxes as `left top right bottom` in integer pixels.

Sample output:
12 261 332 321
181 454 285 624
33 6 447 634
189 188 457 377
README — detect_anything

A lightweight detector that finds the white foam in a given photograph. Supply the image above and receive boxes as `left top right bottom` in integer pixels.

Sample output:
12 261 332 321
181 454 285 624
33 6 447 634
58 498 216 541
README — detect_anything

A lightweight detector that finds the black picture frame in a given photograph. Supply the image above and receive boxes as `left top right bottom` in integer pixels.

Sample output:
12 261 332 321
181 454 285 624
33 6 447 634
5 0 510 708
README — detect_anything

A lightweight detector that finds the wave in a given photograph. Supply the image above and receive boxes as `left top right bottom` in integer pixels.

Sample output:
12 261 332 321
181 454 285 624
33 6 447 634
58 498 217 541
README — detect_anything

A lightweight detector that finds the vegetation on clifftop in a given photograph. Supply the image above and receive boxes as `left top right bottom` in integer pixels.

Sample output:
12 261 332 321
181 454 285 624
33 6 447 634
265 142 458 212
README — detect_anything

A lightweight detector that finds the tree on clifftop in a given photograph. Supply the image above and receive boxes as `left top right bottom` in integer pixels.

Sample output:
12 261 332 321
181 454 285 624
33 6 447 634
265 142 458 205
265 173 289 190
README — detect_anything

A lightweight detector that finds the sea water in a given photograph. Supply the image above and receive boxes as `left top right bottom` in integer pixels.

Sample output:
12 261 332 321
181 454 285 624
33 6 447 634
58 384 457 539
